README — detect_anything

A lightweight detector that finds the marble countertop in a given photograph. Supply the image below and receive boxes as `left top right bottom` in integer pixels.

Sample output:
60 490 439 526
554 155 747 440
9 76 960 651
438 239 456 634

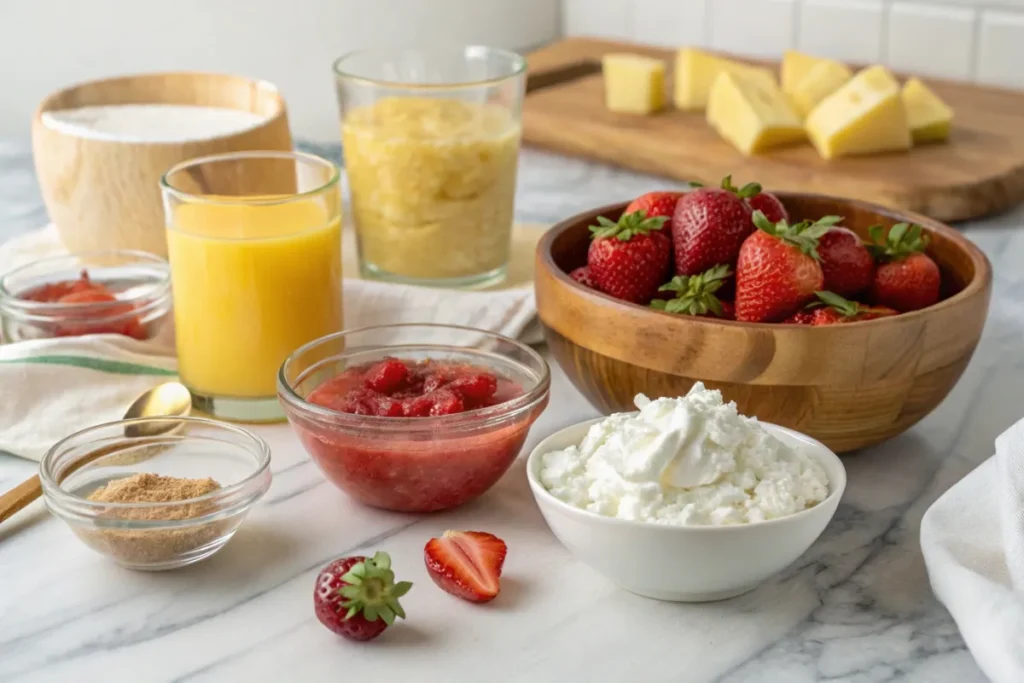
2 140 1021 683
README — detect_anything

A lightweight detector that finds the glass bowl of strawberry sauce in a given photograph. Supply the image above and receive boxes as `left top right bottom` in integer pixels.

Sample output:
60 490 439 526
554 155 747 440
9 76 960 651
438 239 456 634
0 251 172 344
278 324 550 512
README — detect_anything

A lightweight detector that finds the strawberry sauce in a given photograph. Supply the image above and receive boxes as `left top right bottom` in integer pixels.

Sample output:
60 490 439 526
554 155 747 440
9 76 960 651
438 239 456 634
18 270 147 339
296 358 540 512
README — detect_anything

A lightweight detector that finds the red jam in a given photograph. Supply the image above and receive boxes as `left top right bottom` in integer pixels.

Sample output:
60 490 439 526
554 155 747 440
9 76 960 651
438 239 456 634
19 270 147 339
307 357 520 417
293 358 544 512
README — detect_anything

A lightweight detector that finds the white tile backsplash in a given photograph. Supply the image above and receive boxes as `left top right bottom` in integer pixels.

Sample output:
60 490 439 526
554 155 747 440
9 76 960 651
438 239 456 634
888 3 976 79
562 0 634 38
561 0 1024 89
709 0 797 58
631 0 707 48
798 0 886 64
977 10 1024 87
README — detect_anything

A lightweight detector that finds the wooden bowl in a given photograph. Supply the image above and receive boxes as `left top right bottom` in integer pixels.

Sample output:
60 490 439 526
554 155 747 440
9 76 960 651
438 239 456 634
535 194 993 453
32 73 293 257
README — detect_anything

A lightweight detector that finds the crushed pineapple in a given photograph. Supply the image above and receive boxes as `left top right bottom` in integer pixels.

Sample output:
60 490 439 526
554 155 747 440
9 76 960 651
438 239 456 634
342 97 520 281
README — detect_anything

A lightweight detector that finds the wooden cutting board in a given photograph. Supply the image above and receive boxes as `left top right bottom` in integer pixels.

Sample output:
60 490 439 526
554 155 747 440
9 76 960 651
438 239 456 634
523 37 1024 222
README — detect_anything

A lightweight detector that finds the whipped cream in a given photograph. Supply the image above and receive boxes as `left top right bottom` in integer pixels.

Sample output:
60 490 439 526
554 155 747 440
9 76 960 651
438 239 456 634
539 383 829 525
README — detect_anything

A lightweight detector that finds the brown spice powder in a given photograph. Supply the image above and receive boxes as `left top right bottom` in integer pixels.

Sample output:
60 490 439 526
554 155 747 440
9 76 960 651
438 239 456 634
81 473 229 567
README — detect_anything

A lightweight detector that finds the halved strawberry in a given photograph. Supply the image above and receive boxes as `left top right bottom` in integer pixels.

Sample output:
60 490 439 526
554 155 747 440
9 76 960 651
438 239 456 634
424 530 507 603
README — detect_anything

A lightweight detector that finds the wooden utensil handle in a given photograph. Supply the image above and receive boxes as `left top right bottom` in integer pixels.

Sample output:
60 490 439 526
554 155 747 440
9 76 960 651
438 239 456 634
0 475 43 524
0 441 153 525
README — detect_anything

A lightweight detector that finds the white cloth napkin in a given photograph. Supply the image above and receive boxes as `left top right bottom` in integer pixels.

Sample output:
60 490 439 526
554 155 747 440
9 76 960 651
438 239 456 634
0 225 541 461
920 418 1024 683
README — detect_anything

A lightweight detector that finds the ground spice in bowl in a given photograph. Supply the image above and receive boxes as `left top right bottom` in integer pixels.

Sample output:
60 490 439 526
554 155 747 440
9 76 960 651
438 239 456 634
79 472 229 567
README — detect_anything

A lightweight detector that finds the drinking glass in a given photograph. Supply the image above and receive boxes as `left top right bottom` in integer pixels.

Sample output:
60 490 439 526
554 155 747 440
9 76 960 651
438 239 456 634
334 46 526 289
161 151 343 422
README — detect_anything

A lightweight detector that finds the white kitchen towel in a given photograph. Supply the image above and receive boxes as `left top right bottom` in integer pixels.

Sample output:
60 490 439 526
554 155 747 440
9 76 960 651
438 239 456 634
0 224 544 341
0 225 543 460
920 418 1024 683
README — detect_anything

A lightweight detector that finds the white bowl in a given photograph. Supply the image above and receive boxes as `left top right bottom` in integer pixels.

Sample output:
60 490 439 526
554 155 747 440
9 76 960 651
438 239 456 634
526 417 847 602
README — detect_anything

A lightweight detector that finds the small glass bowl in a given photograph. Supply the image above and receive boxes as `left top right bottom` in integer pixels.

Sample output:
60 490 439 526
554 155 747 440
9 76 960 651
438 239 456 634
0 251 172 344
39 417 272 571
278 323 550 513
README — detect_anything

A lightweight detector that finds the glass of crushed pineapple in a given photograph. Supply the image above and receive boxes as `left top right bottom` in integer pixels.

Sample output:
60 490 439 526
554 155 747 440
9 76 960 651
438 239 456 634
334 46 526 288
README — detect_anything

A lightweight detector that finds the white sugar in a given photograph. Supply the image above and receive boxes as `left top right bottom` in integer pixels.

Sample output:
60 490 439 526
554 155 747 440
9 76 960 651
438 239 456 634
42 104 267 143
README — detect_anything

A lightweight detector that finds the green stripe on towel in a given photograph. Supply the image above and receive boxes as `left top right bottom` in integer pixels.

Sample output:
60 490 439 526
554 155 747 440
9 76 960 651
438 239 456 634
0 355 176 377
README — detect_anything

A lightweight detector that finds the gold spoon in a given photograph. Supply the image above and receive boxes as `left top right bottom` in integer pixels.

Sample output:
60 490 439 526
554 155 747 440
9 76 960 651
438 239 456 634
0 382 192 524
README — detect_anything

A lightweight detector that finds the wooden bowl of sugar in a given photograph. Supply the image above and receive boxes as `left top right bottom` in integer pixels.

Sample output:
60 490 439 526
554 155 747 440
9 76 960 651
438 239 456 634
32 73 293 257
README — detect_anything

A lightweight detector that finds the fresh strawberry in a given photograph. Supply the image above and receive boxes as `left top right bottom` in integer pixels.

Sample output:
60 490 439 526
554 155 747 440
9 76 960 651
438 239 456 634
569 266 596 288
649 264 733 318
314 552 412 642
807 290 898 325
587 211 671 304
734 212 840 322
624 191 684 222
671 175 758 276
817 227 874 298
867 223 941 312
746 191 788 224
424 530 507 603
783 310 815 325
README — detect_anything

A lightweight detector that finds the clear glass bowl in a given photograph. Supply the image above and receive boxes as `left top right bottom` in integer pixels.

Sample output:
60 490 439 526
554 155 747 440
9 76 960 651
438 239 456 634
39 417 272 571
0 251 172 344
278 323 550 512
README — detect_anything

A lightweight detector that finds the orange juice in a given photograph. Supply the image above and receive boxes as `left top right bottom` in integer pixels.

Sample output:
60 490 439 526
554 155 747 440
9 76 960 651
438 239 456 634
166 198 342 398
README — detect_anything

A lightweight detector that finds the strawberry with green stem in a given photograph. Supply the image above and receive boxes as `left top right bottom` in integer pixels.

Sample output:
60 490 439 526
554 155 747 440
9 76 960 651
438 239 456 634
650 264 733 318
671 175 760 276
314 551 412 642
867 223 941 312
587 211 672 304
717 176 789 224
734 212 842 322
806 290 898 325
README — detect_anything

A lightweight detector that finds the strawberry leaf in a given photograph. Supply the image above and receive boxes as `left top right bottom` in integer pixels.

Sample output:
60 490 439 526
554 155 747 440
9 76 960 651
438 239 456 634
335 553 411 624
813 290 860 317
721 175 762 199
751 210 781 234
649 265 732 318
589 211 667 242
756 214 842 260
866 222 930 262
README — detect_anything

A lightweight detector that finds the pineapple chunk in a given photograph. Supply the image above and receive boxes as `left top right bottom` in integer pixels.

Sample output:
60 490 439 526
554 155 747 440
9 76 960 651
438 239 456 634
781 50 826 95
707 71 805 155
601 53 666 114
674 47 777 111
790 60 853 118
902 77 953 143
805 65 911 159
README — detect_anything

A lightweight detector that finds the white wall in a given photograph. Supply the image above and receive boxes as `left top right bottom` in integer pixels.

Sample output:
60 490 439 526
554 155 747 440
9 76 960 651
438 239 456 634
563 0 1024 89
0 0 561 141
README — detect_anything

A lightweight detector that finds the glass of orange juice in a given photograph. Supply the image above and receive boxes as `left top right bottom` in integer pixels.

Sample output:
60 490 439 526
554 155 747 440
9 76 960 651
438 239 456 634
161 151 343 422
